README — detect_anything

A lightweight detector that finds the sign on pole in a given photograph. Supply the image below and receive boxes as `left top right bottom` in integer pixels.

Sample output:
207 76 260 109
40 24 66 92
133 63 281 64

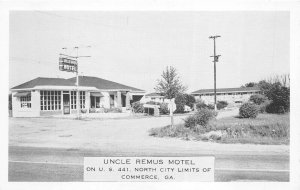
59 54 78 73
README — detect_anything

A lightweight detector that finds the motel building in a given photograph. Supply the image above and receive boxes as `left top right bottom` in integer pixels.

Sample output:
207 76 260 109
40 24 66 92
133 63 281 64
10 76 145 117
191 87 261 105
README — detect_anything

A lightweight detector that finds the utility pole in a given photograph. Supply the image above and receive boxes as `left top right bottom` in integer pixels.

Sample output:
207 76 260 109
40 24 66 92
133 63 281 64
73 46 91 119
209 35 221 111
74 46 80 119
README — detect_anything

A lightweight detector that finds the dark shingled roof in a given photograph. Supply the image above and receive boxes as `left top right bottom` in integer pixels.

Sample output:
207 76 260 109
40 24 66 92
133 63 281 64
11 76 145 92
191 87 260 94
11 77 74 89
67 76 144 91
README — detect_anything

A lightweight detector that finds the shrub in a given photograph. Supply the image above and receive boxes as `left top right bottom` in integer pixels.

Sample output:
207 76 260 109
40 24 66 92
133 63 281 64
104 107 122 113
132 101 144 113
81 109 87 114
195 100 207 110
217 101 228 110
184 115 197 129
195 100 215 110
149 124 192 138
265 84 290 114
239 102 259 118
250 94 268 105
89 108 96 113
160 103 169 115
185 94 196 109
207 104 215 110
175 93 186 113
184 108 217 130
258 99 271 113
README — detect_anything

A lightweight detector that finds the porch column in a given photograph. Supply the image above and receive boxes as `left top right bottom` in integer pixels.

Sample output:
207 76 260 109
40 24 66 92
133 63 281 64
86 92 90 113
126 92 131 109
117 91 122 108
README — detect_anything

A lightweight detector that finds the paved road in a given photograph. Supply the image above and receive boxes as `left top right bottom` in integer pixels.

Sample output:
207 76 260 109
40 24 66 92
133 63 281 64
9 146 289 182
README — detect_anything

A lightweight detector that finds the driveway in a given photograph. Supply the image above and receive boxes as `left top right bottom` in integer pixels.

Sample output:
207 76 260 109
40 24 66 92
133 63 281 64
9 112 289 182
9 112 288 156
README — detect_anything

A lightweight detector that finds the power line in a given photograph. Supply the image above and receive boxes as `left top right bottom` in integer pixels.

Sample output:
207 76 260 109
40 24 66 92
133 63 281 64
34 11 134 31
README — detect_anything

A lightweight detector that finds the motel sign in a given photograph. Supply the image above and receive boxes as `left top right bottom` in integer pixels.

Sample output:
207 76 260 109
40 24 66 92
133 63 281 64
59 54 78 73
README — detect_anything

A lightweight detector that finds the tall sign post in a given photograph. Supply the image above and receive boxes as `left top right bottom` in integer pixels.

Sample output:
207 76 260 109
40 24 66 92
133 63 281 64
209 35 221 111
59 46 91 119
74 47 80 119
59 53 79 117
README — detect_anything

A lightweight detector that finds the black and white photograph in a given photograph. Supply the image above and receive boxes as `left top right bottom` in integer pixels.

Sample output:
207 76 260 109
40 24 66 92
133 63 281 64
1 0 300 189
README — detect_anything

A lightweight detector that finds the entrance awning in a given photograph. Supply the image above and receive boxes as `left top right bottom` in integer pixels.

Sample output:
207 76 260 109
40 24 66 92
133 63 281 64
90 92 104 97
13 91 31 97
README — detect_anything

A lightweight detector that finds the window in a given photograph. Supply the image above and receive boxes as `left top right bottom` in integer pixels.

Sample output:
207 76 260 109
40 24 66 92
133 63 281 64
71 91 77 109
20 96 31 108
80 91 85 109
40 91 61 111
91 96 100 108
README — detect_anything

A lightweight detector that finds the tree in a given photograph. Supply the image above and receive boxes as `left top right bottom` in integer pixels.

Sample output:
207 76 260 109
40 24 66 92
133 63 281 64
175 93 186 113
266 83 290 114
184 94 196 109
155 66 187 99
258 80 273 95
244 82 257 87
249 94 268 105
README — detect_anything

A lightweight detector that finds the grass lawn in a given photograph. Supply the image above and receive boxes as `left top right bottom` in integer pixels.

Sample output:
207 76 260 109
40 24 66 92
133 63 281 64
149 113 289 145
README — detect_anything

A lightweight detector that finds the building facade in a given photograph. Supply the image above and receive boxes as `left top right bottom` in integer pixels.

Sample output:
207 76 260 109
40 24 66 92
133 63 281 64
191 87 261 105
11 76 145 117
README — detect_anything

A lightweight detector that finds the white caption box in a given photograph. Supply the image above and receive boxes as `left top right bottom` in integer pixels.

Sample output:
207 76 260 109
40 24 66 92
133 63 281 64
84 157 215 182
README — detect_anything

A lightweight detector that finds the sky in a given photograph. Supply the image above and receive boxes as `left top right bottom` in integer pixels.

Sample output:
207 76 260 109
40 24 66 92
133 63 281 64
9 11 290 93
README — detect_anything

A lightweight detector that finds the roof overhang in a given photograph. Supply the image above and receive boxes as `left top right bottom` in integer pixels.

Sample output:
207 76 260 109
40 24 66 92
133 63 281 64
11 85 99 91
191 89 261 95
90 92 104 97
13 91 31 97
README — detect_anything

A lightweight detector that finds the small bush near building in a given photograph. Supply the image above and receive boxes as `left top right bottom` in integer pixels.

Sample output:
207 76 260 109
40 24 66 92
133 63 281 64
250 94 268 105
160 103 169 115
217 101 228 110
81 109 87 114
239 102 259 118
195 100 207 110
89 108 96 113
104 107 122 113
207 104 215 110
184 108 217 131
195 100 215 111
132 101 144 113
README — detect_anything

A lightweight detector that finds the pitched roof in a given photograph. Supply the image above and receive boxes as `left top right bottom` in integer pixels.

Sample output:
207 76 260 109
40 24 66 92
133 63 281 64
67 76 144 92
11 76 145 92
191 87 260 94
11 77 74 89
